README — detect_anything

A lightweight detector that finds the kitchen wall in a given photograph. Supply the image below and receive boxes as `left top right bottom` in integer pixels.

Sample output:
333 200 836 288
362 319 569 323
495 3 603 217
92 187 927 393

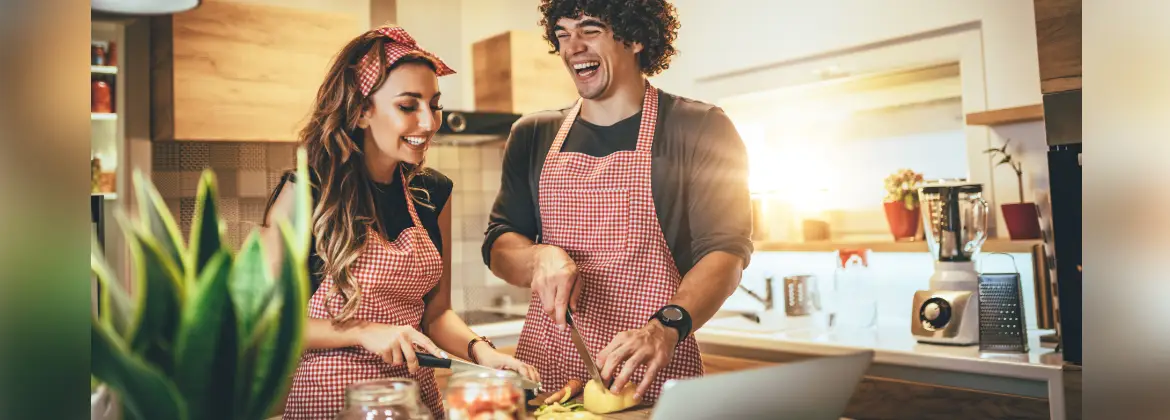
153 142 298 250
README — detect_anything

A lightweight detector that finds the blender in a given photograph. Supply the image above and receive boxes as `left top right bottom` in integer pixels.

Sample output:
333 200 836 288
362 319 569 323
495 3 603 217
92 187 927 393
910 182 989 345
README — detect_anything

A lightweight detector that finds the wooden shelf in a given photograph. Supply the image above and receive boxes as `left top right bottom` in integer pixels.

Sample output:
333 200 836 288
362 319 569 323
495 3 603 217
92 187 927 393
92 113 117 120
91 65 117 74
754 239 1042 254
965 104 1044 126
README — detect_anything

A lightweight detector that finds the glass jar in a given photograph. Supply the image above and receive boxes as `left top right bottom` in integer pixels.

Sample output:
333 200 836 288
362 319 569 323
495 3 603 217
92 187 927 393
335 378 433 420
831 248 877 330
444 370 526 420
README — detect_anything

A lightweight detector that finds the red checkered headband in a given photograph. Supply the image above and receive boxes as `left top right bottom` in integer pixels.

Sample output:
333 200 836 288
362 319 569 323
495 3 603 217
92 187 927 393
357 25 456 97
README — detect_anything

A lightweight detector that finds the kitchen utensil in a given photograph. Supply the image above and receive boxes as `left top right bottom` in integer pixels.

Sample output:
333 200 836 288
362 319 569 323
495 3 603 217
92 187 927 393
977 253 1029 353
782 274 821 317
416 353 541 391
565 309 606 387
911 181 988 346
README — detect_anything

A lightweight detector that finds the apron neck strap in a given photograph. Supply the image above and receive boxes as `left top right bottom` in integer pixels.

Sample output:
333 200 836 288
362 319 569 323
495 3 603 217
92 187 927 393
399 165 425 228
548 80 659 154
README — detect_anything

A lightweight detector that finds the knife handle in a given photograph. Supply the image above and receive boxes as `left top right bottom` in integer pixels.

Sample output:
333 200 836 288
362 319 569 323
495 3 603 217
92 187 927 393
565 308 575 326
416 352 452 369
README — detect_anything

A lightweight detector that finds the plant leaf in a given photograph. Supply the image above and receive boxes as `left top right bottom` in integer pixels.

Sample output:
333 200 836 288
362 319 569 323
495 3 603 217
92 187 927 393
133 170 186 275
998 156 1011 165
92 230 137 340
291 147 312 258
189 169 227 285
92 318 188 420
229 230 274 347
247 221 309 420
173 251 238 420
126 225 185 375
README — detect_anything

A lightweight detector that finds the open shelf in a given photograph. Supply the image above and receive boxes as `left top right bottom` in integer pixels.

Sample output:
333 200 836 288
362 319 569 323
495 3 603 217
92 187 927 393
92 113 117 120
965 104 1044 126
754 239 1042 254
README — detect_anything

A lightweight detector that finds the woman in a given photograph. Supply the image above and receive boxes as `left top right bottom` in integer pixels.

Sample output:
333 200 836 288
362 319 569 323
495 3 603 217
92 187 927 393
262 25 539 419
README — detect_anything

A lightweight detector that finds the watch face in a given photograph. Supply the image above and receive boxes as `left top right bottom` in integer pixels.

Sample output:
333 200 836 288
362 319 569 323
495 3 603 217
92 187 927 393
662 307 683 322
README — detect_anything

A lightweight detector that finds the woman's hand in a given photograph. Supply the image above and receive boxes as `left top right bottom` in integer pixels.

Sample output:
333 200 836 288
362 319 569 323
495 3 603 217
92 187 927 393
472 345 541 384
356 323 446 374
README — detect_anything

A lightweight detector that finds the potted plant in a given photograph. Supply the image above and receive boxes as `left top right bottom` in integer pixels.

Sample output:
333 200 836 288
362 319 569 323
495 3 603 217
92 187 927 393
882 168 925 241
984 139 1042 240
91 149 313 420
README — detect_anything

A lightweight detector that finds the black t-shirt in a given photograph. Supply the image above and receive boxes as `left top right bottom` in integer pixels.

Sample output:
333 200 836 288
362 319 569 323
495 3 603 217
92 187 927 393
268 167 453 295
482 89 754 276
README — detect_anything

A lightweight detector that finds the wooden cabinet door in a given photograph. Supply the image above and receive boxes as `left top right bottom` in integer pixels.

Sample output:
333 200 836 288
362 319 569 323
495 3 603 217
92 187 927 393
151 1 359 142
1033 0 1081 93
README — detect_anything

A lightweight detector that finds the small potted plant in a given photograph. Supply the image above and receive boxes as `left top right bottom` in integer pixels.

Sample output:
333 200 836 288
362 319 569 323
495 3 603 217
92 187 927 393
985 139 1042 240
882 168 924 241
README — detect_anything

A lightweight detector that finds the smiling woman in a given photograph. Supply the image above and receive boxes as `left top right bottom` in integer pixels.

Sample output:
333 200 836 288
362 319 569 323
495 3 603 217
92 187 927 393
260 25 540 420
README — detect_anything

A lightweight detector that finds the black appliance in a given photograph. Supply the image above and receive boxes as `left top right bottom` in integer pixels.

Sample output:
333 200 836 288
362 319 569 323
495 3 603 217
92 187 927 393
1042 89 1081 365
434 110 522 146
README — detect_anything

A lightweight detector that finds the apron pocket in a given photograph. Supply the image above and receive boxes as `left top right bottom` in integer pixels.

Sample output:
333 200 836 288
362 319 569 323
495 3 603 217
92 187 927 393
542 188 631 254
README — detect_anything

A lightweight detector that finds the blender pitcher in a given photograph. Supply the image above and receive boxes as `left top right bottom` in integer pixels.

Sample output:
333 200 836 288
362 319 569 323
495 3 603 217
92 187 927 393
918 182 990 262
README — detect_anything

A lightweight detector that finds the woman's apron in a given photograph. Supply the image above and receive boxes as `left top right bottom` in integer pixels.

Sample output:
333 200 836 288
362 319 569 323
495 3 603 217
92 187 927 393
284 168 445 419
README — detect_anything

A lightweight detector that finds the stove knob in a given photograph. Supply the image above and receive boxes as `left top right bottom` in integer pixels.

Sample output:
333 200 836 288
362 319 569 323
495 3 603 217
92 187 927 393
919 297 952 331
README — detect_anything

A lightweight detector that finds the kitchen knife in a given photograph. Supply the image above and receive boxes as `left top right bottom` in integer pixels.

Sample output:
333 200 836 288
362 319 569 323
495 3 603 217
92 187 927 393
416 352 542 391
565 308 607 387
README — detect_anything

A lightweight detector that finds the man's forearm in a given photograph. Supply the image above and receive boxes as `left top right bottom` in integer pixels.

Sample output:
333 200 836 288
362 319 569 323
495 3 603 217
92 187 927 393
488 232 539 288
654 251 744 338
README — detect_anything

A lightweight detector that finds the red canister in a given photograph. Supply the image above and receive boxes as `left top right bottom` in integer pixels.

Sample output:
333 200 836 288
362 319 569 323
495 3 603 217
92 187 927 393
91 79 112 113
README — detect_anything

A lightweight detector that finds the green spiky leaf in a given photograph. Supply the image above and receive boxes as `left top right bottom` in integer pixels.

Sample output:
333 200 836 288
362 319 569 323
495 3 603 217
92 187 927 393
229 231 275 347
133 170 186 274
92 319 187 420
173 252 237 420
189 170 227 284
247 221 309 420
92 230 136 340
125 225 185 374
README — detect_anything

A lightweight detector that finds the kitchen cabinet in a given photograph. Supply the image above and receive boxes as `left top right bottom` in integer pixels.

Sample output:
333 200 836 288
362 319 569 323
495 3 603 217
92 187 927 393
150 0 358 142
472 30 580 115
1033 0 1081 94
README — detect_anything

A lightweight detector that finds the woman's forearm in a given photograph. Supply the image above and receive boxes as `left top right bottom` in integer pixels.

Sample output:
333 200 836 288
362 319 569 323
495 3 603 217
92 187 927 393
304 318 364 350
424 309 490 361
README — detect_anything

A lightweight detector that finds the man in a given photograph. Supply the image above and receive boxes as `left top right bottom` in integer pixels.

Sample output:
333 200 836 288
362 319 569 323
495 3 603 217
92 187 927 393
481 0 753 403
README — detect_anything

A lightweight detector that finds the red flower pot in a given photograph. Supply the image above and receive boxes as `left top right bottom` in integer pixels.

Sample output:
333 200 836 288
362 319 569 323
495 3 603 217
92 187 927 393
883 202 920 241
1001 202 1042 240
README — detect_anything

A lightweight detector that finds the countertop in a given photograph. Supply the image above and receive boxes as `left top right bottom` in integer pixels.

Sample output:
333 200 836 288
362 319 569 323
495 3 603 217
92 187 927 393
467 311 1064 382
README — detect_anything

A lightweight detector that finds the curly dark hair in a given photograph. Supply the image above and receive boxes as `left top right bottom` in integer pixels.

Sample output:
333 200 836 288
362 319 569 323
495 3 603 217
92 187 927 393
538 0 680 76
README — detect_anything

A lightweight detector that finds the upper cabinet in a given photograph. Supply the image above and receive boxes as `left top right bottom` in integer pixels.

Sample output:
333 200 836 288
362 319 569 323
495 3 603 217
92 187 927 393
150 1 358 142
472 30 579 115
1033 0 1081 94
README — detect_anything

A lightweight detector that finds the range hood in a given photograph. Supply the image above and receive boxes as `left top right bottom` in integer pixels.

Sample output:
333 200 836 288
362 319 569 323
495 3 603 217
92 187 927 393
433 110 522 147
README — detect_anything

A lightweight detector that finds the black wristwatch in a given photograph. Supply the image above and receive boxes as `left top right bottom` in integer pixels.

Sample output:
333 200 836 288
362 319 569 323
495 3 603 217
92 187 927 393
650 305 692 346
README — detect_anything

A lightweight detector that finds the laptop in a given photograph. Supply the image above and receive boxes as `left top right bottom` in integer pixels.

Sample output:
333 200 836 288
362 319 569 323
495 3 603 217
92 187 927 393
651 350 874 420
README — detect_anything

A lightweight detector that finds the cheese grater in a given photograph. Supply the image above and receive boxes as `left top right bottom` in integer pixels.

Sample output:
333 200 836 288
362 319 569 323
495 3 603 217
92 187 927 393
978 272 1029 352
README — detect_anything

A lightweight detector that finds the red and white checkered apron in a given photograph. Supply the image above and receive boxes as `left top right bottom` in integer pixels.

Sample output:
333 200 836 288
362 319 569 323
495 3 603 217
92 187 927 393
284 168 445 419
514 82 704 403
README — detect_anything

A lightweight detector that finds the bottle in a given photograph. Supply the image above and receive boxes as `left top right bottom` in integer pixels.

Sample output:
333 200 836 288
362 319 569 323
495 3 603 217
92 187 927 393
832 248 877 330
334 378 433 420
445 370 525 420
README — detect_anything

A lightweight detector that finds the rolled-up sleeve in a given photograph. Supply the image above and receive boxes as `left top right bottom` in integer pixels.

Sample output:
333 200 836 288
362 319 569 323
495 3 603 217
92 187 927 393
482 119 540 268
686 107 754 268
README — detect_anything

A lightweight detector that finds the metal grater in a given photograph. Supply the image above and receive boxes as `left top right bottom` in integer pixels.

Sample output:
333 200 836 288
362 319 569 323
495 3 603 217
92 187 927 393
978 272 1029 352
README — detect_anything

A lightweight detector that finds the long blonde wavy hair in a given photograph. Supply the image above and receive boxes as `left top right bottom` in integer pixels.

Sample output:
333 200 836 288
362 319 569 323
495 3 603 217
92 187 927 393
292 29 441 324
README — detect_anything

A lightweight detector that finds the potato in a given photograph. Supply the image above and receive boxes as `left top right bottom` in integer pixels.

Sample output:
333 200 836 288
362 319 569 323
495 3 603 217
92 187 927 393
583 379 638 414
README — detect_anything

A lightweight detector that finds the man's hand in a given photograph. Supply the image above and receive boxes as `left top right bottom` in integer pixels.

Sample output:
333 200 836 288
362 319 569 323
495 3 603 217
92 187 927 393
530 244 581 329
595 320 679 401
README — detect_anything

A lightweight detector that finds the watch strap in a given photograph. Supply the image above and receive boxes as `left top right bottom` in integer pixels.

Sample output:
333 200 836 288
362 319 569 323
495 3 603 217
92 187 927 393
467 335 495 364
651 305 692 346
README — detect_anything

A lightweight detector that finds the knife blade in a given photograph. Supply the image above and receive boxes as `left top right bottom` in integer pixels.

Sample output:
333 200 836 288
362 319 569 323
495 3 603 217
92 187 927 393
565 309 606 387
416 352 542 390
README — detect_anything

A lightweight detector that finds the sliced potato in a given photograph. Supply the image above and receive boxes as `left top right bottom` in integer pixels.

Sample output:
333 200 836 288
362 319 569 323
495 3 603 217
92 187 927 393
583 379 638 414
